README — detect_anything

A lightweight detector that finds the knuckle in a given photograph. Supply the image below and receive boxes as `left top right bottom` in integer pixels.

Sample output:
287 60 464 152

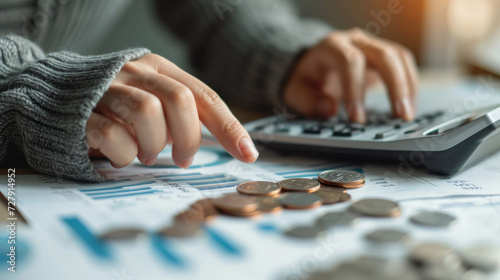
142 53 164 65
136 94 163 120
222 119 243 135
340 47 364 66
167 85 193 105
376 46 396 62
197 87 222 110
98 120 122 142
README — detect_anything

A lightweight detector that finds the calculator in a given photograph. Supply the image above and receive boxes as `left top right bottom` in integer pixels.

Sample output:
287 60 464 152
245 105 500 175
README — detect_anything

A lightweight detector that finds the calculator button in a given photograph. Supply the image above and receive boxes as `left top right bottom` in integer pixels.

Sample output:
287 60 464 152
333 127 362 137
374 130 397 139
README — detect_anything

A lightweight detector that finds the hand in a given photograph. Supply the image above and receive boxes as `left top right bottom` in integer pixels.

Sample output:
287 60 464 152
283 28 418 123
86 54 259 168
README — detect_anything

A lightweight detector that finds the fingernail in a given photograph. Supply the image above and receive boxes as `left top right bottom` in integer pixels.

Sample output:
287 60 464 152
144 155 158 166
348 102 366 123
317 99 331 117
179 156 194 169
397 97 414 120
238 137 259 161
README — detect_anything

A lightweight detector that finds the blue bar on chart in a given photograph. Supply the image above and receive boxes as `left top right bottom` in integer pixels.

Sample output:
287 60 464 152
61 216 113 261
78 180 160 200
159 173 245 191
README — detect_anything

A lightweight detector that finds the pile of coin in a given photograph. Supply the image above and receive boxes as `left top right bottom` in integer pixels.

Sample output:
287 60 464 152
303 243 500 280
167 170 364 224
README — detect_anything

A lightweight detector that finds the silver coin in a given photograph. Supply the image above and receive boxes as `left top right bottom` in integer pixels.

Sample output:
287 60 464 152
410 211 457 227
279 192 322 209
409 243 460 267
349 198 401 217
316 211 359 227
364 228 410 244
318 170 365 186
99 227 146 240
461 245 500 272
284 225 326 238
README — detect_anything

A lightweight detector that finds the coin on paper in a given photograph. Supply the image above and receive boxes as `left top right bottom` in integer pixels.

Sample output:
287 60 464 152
461 245 500 272
316 211 359 227
174 208 205 224
319 184 347 193
349 198 401 217
338 193 352 202
364 228 411 244
237 181 281 196
254 196 283 213
191 198 218 221
284 225 326 238
409 211 456 227
158 223 202 238
278 178 320 193
99 227 146 241
279 192 322 209
318 170 365 187
313 188 342 204
213 194 259 216
409 243 458 266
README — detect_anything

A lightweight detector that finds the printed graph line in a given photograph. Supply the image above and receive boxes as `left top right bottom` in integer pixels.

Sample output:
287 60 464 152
61 216 113 260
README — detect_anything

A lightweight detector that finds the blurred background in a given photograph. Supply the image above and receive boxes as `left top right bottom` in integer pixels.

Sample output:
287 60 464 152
92 0 500 75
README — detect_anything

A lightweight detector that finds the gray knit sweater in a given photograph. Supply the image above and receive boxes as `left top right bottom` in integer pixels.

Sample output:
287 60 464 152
0 0 331 182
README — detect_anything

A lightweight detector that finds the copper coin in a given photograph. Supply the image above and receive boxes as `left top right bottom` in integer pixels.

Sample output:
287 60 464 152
343 181 365 189
213 194 259 214
313 188 342 204
174 208 205 224
158 223 202 238
191 198 218 221
237 181 281 196
318 170 365 187
319 183 347 193
279 192 322 209
278 178 320 193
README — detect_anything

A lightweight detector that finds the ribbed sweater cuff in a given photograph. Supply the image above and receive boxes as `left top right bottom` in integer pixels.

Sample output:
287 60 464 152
2 46 150 182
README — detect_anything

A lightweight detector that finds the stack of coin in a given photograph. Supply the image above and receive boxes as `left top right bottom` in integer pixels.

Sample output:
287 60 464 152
213 194 261 217
318 170 365 189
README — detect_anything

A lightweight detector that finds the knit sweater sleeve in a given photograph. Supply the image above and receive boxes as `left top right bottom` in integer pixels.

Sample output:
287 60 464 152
0 35 150 182
155 0 332 111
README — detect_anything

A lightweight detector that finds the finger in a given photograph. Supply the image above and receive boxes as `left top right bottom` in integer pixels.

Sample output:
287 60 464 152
86 112 138 168
398 46 419 109
95 84 168 165
151 74 202 168
284 76 339 118
322 38 367 123
352 37 414 120
141 55 259 163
